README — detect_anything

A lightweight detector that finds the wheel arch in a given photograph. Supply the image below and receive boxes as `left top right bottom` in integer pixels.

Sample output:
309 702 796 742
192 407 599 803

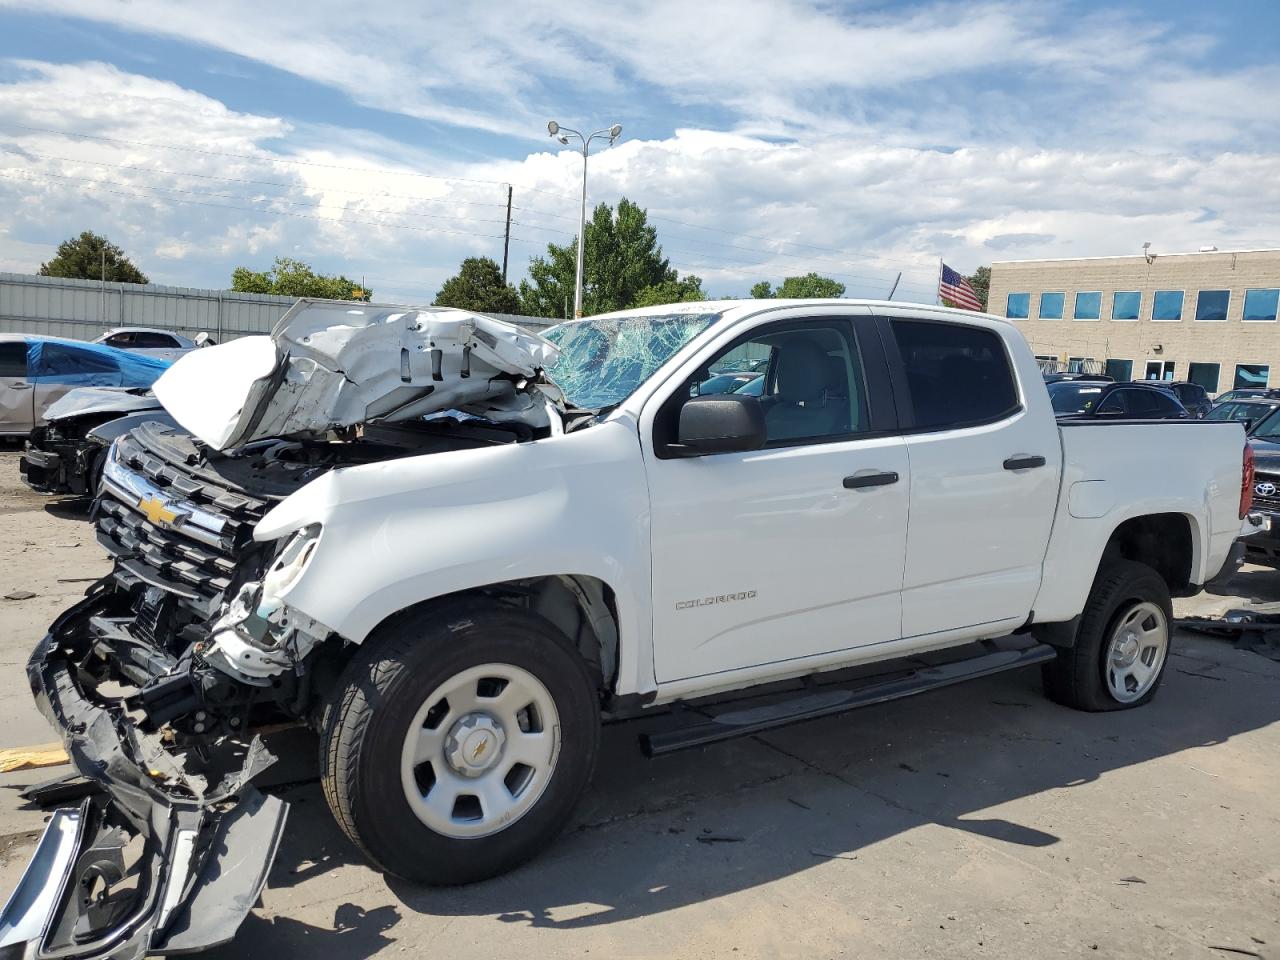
364 574 623 699
1099 512 1197 597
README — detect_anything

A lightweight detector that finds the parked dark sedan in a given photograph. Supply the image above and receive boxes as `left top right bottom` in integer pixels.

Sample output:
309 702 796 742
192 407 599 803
1046 379 1189 419
1205 398 1280 429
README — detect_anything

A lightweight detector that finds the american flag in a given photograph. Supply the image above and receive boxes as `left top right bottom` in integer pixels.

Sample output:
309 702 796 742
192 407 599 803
938 262 983 311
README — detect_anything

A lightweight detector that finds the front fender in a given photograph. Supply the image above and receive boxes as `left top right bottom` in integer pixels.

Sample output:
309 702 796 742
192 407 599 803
254 417 656 695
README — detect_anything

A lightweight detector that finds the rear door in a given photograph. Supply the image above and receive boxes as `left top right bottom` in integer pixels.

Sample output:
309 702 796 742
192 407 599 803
0 341 33 434
883 314 1062 640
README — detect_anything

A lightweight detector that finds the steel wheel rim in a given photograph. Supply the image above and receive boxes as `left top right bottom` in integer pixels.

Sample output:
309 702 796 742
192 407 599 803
400 662 561 839
1104 601 1169 703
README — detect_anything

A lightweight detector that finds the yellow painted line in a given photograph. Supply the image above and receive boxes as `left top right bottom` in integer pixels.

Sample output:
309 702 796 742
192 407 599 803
0 743 69 773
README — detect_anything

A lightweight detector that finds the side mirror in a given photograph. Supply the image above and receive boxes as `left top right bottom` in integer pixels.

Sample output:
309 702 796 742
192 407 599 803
670 394 767 457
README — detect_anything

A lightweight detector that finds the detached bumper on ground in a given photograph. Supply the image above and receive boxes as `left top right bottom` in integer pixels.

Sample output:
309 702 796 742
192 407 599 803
0 592 288 960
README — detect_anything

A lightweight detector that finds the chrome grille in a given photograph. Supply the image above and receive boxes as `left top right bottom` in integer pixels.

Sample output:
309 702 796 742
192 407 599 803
1253 470 1280 511
96 422 270 611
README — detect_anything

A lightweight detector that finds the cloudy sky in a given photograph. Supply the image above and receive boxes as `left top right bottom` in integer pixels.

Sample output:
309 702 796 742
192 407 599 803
0 0 1276 306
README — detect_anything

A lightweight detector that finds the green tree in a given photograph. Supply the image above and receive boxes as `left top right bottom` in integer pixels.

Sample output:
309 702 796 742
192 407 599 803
631 275 707 308
749 273 845 299
231 257 370 301
433 257 520 313
38 231 148 284
967 265 990 310
518 198 680 318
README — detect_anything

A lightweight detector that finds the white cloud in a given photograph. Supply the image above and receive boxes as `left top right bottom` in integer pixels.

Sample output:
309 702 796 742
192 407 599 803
0 45 1277 307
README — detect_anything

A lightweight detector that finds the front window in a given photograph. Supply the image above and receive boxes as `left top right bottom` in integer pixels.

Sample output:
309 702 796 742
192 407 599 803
1074 292 1101 320
1112 291 1141 320
1006 293 1030 319
1243 288 1279 322
542 312 720 410
1195 290 1230 321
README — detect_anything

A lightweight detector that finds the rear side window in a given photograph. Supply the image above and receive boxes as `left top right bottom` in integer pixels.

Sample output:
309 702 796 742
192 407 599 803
0 342 26 378
890 320 1019 430
134 332 178 348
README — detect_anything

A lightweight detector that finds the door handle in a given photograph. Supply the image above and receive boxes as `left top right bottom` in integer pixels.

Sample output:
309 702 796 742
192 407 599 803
843 471 899 489
8 383 31 390
1003 455 1046 471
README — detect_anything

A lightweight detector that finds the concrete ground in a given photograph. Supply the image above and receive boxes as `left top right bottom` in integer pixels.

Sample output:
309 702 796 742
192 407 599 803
0 446 1276 959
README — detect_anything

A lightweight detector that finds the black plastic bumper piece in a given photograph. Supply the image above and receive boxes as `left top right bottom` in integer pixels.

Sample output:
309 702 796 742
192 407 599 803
0 592 288 959
639 641 1057 757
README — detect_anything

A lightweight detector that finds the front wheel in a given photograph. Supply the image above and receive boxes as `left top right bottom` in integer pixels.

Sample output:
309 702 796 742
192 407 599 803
1043 559 1172 711
320 600 601 884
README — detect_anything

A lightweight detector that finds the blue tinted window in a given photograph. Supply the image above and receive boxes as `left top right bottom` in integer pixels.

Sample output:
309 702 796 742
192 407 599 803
1039 292 1064 319
1243 288 1279 321
1112 291 1140 320
1005 292 1029 319
1152 290 1183 320
1074 291 1101 319
1195 290 1230 321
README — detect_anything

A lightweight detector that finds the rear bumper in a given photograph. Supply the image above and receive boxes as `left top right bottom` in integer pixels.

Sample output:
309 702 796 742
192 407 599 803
1241 509 1280 568
0 591 287 959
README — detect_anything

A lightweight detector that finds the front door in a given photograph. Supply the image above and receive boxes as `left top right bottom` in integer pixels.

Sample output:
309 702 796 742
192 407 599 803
0 341 33 434
644 316 909 684
885 316 1061 639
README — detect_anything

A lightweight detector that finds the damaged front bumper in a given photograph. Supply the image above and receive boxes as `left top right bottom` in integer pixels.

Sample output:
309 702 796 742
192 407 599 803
1 592 288 959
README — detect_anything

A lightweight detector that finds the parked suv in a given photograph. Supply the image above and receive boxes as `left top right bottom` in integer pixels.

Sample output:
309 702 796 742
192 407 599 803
1158 381 1212 418
1046 378 1189 420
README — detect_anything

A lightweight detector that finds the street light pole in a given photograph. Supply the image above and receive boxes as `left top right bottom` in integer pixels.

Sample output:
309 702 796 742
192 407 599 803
547 120 623 318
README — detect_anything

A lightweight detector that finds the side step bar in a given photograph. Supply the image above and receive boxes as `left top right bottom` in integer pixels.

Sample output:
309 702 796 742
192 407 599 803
639 642 1057 757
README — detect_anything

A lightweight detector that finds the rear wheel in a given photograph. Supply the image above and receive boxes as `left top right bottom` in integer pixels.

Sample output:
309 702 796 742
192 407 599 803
320 600 601 884
1043 559 1172 711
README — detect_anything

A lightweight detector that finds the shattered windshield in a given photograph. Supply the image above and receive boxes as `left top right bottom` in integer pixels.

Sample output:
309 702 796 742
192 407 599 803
542 312 720 410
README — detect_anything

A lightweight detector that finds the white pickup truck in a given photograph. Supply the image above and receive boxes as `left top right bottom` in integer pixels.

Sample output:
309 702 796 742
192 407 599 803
5 298 1253 958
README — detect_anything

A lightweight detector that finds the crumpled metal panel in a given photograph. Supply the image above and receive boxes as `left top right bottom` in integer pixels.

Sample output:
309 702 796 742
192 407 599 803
155 299 561 450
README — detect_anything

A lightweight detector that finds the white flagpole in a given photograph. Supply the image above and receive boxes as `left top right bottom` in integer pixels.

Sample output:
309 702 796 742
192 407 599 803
936 257 944 305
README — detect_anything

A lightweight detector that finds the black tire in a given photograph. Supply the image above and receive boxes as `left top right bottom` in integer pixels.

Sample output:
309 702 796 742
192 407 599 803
1042 558 1172 711
319 599 601 884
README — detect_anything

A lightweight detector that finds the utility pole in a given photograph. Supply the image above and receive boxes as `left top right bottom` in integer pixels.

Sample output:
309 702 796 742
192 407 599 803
502 185 513 282
100 246 106 322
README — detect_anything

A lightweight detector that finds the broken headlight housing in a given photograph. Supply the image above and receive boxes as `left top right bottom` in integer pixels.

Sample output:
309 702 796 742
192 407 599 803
205 524 326 683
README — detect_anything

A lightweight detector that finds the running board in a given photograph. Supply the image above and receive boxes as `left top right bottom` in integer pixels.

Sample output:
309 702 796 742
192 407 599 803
639 643 1057 757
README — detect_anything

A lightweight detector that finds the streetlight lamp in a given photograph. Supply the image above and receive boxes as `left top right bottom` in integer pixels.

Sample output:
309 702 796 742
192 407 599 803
547 120 623 318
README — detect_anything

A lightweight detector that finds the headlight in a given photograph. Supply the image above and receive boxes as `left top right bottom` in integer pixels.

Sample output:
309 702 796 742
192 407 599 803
257 524 322 614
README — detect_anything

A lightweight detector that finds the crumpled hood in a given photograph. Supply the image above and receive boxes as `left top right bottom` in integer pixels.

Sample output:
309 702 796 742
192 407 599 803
41 386 162 421
154 299 562 450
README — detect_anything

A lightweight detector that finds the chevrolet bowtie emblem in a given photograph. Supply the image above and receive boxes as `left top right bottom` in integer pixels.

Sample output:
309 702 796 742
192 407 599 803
138 494 179 527
471 738 490 761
